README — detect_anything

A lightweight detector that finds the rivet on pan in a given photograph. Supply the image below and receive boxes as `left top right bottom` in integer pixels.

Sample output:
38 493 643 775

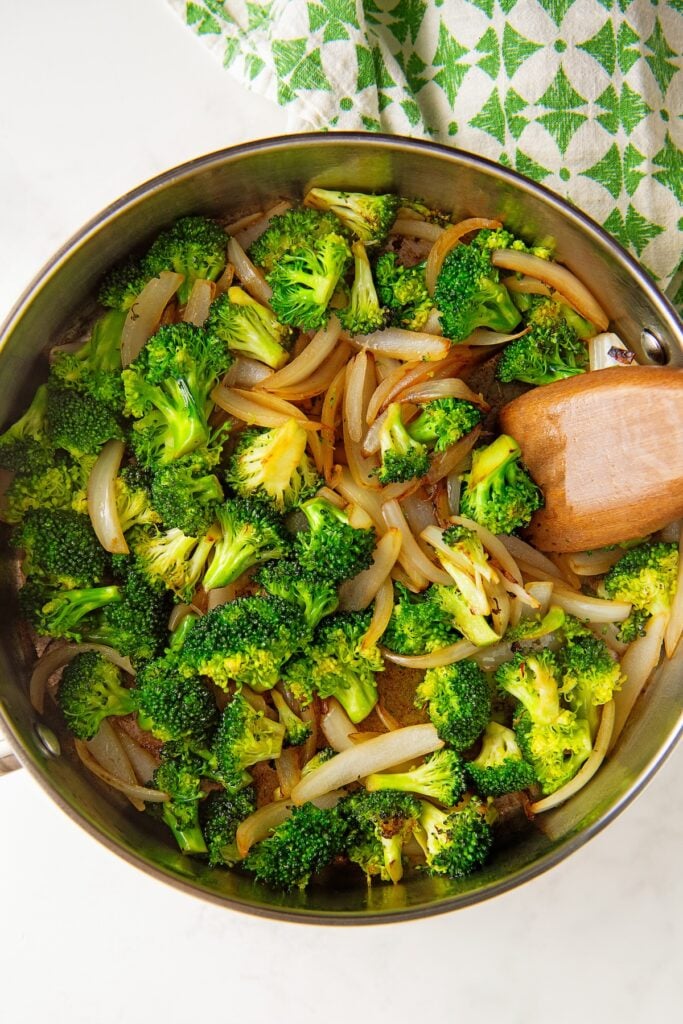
640 328 668 365
35 722 61 757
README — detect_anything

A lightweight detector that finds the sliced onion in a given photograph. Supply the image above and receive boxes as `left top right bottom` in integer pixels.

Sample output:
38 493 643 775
29 643 134 714
425 217 502 295
168 603 194 631
401 490 439 540
497 534 563 585
361 407 388 457
375 703 402 732
347 502 374 529
383 499 452 586
234 200 291 249
504 275 552 297
321 363 346 484
449 515 524 585
610 612 667 750
374 356 402 380
227 237 272 304
446 471 462 516
214 262 235 296
367 364 411 425
300 703 319 766
275 747 301 799
343 411 381 490
291 724 444 805
547 553 581 591
225 210 264 235
345 349 373 444
121 271 184 367
552 586 632 623
389 218 445 242
471 641 514 671
115 729 159 785
336 468 386 533
258 315 342 392
588 332 635 372
270 341 352 402
321 698 357 752
526 581 554 617
361 578 394 649
382 639 479 669
235 788 343 857
87 440 128 555
422 308 442 335
338 530 402 611
425 426 481 485
530 701 615 813
78 720 162 811
182 279 214 326
211 384 321 430
222 356 274 389
664 530 683 657
421 525 499 587
207 585 238 610
491 249 608 330
568 548 624 577
464 326 529 346
488 577 512 634
400 377 489 408
348 327 450 362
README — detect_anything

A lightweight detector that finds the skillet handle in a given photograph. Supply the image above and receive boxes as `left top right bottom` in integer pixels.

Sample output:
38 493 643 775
0 724 22 775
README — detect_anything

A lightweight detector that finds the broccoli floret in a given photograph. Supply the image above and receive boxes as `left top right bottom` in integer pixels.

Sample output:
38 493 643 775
84 562 170 663
473 228 552 260
271 690 312 747
283 611 383 724
0 384 50 471
1 451 92 526
616 609 649 644
415 661 491 749
427 586 500 647
46 381 124 458
382 583 459 655
50 310 127 408
338 241 387 335
201 787 256 867
179 595 301 691
495 649 563 724
559 633 623 738
227 419 321 513
212 692 285 792
513 292 595 340
296 496 376 583
135 659 218 744
414 796 493 878
202 497 290 591
377 402 430 484
266 233 352 330
20 580 121 640
115 464 161 533
256 558 339 631
459 434 543 535
150 454 223 536
434 243 521 343
131 525 217 601
343 790 421 884
15 508 109 588
205 287 292 369
431 524 499 618
514 709 592 795
244 801 348 890
123 323 230 468
465 721 536 797
152 749 208 855
98 255 155 311
56 650 136 739
374 253 433 330
407 398 484 453
145 216 227 306
497 318 588 386
602 541 678 640
365 748 466 806
249 207 344 274
504 605 566 644
305 189 399 244
301 747 336 777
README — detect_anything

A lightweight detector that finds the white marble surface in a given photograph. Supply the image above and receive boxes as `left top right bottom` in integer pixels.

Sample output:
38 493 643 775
0 2 680 1021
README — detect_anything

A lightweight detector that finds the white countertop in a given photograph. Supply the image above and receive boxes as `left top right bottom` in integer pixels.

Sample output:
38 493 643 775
1 3 680 1021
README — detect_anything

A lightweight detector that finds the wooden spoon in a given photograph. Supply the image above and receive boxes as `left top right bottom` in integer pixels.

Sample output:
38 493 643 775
498 366 683 553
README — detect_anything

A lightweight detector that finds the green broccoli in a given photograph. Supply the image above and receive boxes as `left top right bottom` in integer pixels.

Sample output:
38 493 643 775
365 748 467 806
559 633 623 739
50 310 127 408
496 649 563 724
46 381 124 458
338 241 387 335
427 586 500 646
0 384 50 472
256 558 339 631
296 496 376 583
135 658 218 744
415 661 491 749
15 508 109 588
266 233 352 330
459 434 543 535
244 801 348 890
84 562 170 663
212 692 285 792
178 595 301 691
465 721 536 797
227 419 321 513
413 796 493 879
20 580 122 640
472 227 552 261
496 310 589 386
374 253 433 330
431 524 498 618
512 291 595 339
377 402 430 484
98 255 156 311
115 464 161 533
122 322 230 468
249 207 345 274
603 540 679 641
304 189 399 244
202 497 290 591
150 454 223 536
131 525 217 601
201 787 256 867
504 605 566 644
205 287 293 369
382 583 459 655
406 398 484 453
434 243 521 343
56 650 136 739
145 216 227 306
343 790 421 884
283 611 383 724
271 690 312 747
152 748 208 855
1 451 92 526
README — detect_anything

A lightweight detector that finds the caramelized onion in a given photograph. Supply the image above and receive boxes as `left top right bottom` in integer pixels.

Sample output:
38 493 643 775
87 439 128 555
399 377 489 408
235 789 344 858
222 356 274 388
348 326 450 362
321 698 357 752
345 349 373 443
258 315 342 392
121 271 184 367
227 237 272 304
338 530 402 611
270 341 351 402
211 385 321 430
425 427 481 484
77 720 165 810
383 499 452 586
610 612 667 749
182 279 215 326
382 639 479 668
361 578 394 649
490 249 608 330
389 218 445 242
425 217 502 295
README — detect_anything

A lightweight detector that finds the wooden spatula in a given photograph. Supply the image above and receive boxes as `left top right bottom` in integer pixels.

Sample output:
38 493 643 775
498 366 683 553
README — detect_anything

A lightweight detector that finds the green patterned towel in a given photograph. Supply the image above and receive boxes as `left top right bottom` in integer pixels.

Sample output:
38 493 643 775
168 0 682 301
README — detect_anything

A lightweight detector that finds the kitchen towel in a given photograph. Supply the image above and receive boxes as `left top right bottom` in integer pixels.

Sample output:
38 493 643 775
167 0 682 299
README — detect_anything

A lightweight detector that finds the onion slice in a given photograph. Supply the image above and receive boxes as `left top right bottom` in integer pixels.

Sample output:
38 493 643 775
233 200 291 249
425 217 502 295
211 385 321 430
222 356 274 389
87 439 128 555
610 612 667 749
425 427 481 485
258 315 342 392
345 349 373 444
321 698 357 752
383 499 452 586
235 789 344 858
121 271 184 367
78 720 165 811
464 327 529 346
389 219 445 242
270 341 351 402
449 515 524 586
400 377 489 408
530 701 615 813
382 639 479 669
338 530 402 611
490 249 608 330
552 586 632 623
361 578 394 649
348 326 450 362
227 237 272 304
115 729 159 785
182 279 214 326
664 529 683 657
290 724 444 805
